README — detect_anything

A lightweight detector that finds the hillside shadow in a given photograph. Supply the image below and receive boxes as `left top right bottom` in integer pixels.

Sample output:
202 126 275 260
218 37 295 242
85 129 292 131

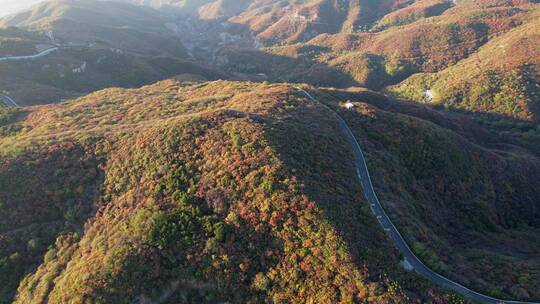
434 105 540 155
258 92 405 287
0 141 104 303
403 99 540 157
319 86 540 157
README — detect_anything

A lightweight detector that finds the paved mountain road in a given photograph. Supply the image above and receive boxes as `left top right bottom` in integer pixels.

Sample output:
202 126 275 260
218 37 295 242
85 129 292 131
0 43 92 108
0 43 93 62
0 93 19 107
297 87 539 304
0 46 59 62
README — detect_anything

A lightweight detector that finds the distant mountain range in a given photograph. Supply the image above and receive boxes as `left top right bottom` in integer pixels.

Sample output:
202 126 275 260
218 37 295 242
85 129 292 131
0 0 45 17
0 0 230 105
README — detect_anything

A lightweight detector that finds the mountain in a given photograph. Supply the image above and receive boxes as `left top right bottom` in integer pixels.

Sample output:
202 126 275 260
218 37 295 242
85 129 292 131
112 0 211 11
228 0 403 44
0 0 226 105
0 27 50 57
110 0 249 17
0 46 225 105
197 0 252 20
388 11 540 122
0 0 187 57
212 0 540 123
312 0 534 84
3 0 538 114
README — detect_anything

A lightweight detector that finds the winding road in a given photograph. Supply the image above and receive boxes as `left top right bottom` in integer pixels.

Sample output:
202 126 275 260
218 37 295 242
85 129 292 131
0 46 59 108
0 43 93 108
297 88 540 304
0 46 59 62
0 93 19 107
0 43 92 62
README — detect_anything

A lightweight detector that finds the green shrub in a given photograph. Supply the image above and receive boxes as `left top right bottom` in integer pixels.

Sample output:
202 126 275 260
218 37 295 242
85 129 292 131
148 208 202 250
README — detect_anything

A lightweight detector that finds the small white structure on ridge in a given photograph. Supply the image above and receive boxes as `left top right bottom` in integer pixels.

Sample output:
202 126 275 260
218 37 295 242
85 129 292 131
424 89 435 102
344 102 355 110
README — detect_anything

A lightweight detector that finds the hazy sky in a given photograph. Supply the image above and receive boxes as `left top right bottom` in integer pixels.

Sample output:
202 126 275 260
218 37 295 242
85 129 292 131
0 0 44 17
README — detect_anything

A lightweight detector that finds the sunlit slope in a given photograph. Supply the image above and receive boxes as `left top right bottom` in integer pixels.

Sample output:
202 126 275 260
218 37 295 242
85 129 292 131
388 13 540 122
218 0 540 122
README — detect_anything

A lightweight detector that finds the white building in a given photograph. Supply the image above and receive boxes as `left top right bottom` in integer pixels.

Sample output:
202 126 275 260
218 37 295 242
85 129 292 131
424 89 435 102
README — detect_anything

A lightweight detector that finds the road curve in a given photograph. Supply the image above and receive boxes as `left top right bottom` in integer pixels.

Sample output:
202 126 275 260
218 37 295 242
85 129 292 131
0 43 92 62
0 94 19 107
0 47 59 62
296 88 539 304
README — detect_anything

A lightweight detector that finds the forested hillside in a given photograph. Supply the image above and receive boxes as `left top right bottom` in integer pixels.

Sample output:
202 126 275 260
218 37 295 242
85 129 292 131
311 87 540 300
1 80 472 303
214 0 540 122
0 80 539 303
